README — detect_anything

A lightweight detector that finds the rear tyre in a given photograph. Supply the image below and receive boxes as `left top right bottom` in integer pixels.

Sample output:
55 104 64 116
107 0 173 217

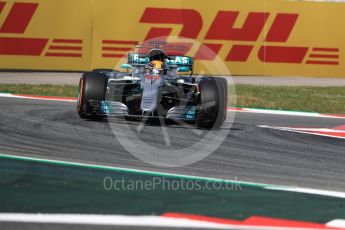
196 77 228 129
77 72 108 120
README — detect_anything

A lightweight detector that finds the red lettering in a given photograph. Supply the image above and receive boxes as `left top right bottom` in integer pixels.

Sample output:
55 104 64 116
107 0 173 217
143 28 172 42
102 54 125 58
52 39 82 44
102 40 137 45
226 45 253 62
139 8 202 55
205 11 269 41
312 47 338 52
138 28 172 53
306 61 338 65
309 54 338 59
194 43 222 60
0 3 38 34
45 53 82 58
140 8 202 39
258 46 308 63
0 2 5 15
0 37 48 56
265 13 298 42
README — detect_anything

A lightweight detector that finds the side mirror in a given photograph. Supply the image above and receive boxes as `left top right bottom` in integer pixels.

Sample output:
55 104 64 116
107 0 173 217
177 66 190 73
120 63 132 69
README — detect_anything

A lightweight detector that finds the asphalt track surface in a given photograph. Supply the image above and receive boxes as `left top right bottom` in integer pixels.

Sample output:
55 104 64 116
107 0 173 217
1 96 345 193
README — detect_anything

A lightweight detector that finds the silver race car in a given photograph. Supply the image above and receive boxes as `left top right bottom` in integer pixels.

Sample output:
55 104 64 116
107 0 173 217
77 42 228 128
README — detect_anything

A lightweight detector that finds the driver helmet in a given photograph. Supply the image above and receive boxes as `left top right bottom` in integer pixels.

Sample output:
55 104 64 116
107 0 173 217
149 49 166 62
149 49 166 68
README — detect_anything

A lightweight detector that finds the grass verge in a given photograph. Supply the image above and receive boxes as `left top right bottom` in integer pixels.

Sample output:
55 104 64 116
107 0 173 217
0 84 344 114
0 84 77 97
235 85 345 114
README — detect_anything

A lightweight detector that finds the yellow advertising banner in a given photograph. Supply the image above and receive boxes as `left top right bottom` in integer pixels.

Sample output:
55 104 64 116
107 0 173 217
0 0 345 77
0 0 92 71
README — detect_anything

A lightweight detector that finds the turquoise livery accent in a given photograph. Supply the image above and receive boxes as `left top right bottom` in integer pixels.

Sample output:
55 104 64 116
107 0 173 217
185 107 196 120
100 101 109 114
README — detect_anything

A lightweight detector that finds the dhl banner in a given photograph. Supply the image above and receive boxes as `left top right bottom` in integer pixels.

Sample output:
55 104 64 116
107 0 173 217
0 0 345 77
0 0 92 70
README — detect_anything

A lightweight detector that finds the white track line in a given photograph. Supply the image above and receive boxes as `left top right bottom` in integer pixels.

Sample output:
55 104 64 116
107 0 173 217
234 108 320 117
326 219 345 229
279 128 345 133
233 108 345 119
0 214 228 229
0 93 76 102
0 213 337 230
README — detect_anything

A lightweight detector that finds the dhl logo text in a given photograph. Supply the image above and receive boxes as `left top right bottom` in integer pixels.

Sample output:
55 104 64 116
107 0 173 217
105 8 339 66
140 8 340 65
0 2 82 58
0 2 340 66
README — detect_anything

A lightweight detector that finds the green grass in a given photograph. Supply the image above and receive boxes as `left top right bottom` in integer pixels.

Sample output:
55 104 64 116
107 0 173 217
0 84 77 97
1 84 345 114
235 85 345 114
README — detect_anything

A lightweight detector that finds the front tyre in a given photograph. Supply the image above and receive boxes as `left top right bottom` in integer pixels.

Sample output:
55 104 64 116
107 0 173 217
77 72 108 120
197 77 228 129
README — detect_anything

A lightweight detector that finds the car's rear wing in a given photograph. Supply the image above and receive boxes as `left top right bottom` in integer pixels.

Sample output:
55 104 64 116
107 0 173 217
127 53 193 71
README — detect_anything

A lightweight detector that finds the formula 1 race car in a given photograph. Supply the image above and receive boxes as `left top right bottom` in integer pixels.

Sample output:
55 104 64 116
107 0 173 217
77 42 228 128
